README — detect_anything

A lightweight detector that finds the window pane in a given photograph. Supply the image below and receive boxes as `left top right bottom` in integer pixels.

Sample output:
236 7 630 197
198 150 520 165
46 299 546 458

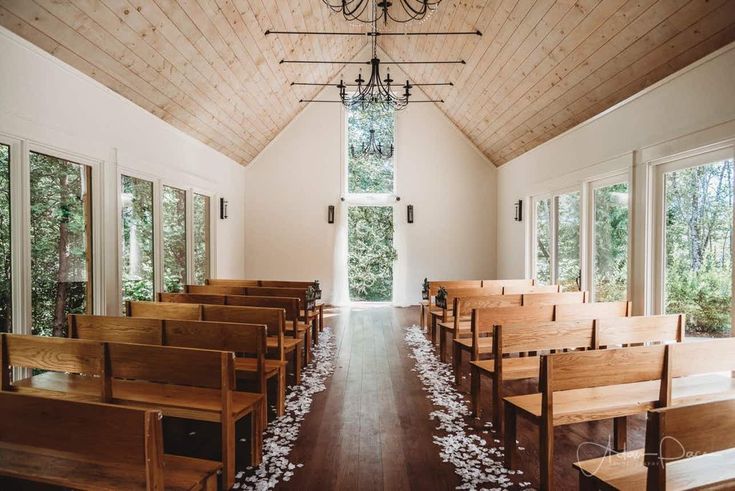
30 152 92 336
0 145 10 333
593 182 629 301
162 186 187 292
556 192 580 292
665 159 733 337
193 193 210 284
347 104 395 194
121 175 154 308
348 206 396 301
535 198 552 285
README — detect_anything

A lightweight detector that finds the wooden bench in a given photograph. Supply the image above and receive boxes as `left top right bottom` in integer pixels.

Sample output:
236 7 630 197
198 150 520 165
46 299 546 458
521 291 588 305
449 294 588 380
68 314 279 423
471 314 684 429
126 301 300 386
433 286 504 349
447 295 524 381
206 279 322 302
574 398 735 490
420 279 483 328
1 333 262 489
159 292 314 361
481 279 535 289
0 391 221 490
504 336 735 490
188 284 322 337
503 284 560 294
471 319 596 425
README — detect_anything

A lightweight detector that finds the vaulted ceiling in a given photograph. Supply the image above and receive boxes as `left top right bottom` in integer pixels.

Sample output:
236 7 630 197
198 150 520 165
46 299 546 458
1 0 734 166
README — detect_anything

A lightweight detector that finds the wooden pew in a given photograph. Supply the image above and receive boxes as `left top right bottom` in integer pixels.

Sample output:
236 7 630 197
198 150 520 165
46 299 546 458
420 279 483 328
0 391 221 490
68 314 278 423
188 284 322 337
160 292 314 362
449 293 589 378
481 279 535 289
471 314 684 429
206 279 322 302
449 295 524 382
574 398 735 490
433 286 503 348
521 291 588 305
502 284 560 294
471 319 596 425
503 336 735 490
1 333 262 489
126 301 300 386
555 300 632 320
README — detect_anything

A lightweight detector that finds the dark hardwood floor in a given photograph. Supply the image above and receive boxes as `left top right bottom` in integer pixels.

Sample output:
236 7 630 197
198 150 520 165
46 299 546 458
278 305 647 491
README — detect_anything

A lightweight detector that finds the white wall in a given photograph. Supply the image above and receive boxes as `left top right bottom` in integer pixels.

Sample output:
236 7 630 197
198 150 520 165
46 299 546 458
496 42 735 312
244 48 496 305
0 27 246 315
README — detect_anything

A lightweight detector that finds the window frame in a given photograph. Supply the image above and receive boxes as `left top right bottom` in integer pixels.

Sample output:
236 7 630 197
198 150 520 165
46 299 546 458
584 172 632 302
530 185 583 289
160 183 189 293
650 144 735 319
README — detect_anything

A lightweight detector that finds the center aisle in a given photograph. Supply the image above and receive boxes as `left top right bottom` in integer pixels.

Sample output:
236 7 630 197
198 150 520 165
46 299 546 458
280 306 459 490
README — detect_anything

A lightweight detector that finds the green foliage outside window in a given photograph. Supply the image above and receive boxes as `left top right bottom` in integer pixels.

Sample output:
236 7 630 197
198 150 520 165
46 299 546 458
557 192 580 291
594 183 629 302
348 206 396 301
665 160 733 337
121 175 154 309
346 103 396 301
0 145 11 333
347 104 394 194
535 198 551 285
162 186 187 293
30 152 91 336
193 193 210 285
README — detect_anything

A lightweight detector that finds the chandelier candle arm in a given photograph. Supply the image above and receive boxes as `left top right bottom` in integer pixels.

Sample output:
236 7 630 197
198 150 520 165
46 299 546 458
322 0 443 25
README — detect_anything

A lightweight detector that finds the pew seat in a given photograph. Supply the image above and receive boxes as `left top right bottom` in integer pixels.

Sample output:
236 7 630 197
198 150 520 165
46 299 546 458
235 357 287 375
14 371 263 422
453 337 493 351
506 373 735 425
471 357 540 379
0 446 221 490
573 447 735 491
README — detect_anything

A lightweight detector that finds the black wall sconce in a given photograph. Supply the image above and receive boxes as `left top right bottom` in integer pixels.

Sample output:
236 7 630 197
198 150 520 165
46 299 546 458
514 199 523 222
220 197 229 219
327 205 335 224
407 204 414 224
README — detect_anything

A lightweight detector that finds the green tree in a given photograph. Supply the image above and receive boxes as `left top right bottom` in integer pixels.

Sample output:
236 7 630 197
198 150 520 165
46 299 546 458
0 145 11 333
348 206 396 301
121 175 154 308
162 186 187 292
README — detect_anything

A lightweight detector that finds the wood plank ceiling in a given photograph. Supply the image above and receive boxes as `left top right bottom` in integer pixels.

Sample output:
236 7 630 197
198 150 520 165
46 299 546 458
1 1 734 166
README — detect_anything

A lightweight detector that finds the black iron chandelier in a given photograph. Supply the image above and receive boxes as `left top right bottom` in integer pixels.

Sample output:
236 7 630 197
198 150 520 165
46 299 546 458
337 36 412 110
266 0 481 109
322 0 442 25
350 128 394 158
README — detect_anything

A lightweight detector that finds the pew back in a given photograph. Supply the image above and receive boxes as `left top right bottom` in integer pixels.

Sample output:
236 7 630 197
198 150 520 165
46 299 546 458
522 291 588 306
542 345 666 392
0 391 163 485
669 337 735 378
555 301 631 320
503 285 560 295
1 333 105 376
472 305 556 334
158 292 226 305
596 314 685 346
436 287 503 309
495 320 596 354
454 295 523 318
108 342 230 390
482 279 534 288
69 315 163 344
127 301 201 320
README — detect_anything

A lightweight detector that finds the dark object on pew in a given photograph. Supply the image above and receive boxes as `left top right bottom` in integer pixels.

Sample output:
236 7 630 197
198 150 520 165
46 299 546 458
422 277 430 300
435 287 449 309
